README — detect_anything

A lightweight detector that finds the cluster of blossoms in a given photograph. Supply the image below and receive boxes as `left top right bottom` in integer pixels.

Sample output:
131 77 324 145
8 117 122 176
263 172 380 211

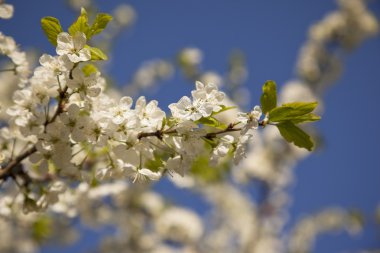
0 32 30 85
2 1 376 253
297 0 378 85
0 18 265 213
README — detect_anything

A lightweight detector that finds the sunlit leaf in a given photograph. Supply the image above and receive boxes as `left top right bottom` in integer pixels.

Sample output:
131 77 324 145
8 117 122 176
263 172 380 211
276 121 314 151
269 101 318 122
41 16 63 46
260 80 277 113
88 13 113 38
68 7 90 37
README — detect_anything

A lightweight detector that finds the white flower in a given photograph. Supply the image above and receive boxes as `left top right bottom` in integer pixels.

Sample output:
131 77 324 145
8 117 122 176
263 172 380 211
169 96 212 121
83 119 106 145
110 96 137 126
29 142 53 175
95 159 128 180
117 158 161 183
67 68 101 98
192 81 225 112
60 104 88 142
155 207 204 243
166 155 187 177
40 121 70 144
0 3 13 19
233 133 253 165
179 47 203 66
135 96 165 130
56 32 91 63
39 54 73 76
237 105 262 135
6 89 35 127
169 81 225 121
37 181 67 209
210 135 234 166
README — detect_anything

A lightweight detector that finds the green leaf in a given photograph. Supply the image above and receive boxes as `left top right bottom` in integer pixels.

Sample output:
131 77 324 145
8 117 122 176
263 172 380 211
82 64 98 76
41 17 63 46
68 7 90 37
32 216 52 243
196 116 227 129
202 137 217 148
88 13 113 38
165 117 177 128
86 46 108 61
290 113 321 124
276 121 314 151
269 101 318 122
211 105 237 116
190 155 229 182
260 80 277 114
144 153 165 172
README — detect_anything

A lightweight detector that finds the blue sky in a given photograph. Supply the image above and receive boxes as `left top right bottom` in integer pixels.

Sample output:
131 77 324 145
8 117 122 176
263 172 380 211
1 0 380 252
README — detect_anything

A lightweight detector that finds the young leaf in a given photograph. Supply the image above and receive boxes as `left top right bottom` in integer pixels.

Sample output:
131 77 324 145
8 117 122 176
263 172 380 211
196 116 227 129
144 153 164 172
211 105 237 116
82 64 98 76
32 216 52 243
269 101 318 122
41 17 63 46
86 46 108 61
276 121 314 151
190 155 229 182
290 113 321 124
88 13 113 38
68 8 90 37
260 80 277 113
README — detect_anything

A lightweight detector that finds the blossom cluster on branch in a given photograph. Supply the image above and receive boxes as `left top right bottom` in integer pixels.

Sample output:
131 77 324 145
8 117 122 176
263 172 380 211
0 1 378 252
0 7 320 214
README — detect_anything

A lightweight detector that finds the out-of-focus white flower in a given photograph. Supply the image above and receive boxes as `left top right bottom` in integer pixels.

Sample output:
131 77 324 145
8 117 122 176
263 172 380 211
233 133 253 165
200 71 223 87
116 157 161 183
0 2 13 19
0 32 30 85
155 207 204 243
128 167 161 183
179 47 203 66
113 4 136 26
68 0 91 10
0 152 4 162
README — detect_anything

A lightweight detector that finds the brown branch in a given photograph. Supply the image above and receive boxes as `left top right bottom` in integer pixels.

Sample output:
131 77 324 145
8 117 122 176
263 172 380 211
138 122 246 142
138 130 163 140
0 146 36 180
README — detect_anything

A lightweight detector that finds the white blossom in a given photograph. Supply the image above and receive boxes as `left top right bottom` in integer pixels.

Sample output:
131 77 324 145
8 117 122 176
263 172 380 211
56 32 91 63
0 3 13 19
135 96 165 130
67 67 101 98
237 105 262 135
210 134 234 166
